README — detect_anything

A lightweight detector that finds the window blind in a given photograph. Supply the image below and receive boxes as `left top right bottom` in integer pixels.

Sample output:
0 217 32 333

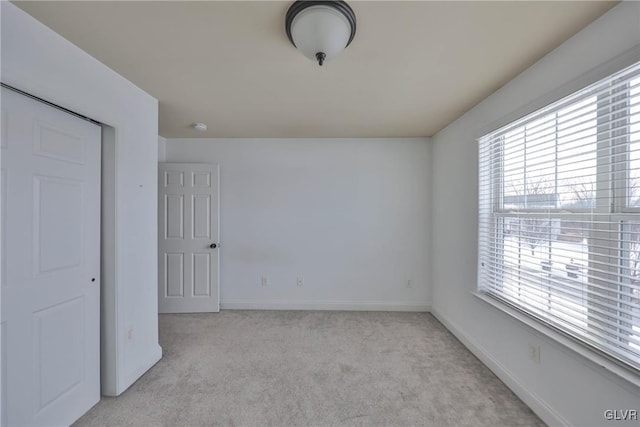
478 61 640 373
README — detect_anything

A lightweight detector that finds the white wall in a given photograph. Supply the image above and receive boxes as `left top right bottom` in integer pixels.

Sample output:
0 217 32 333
2 3 162 396
158 136 167 162
166 138 431 311
431 2 640 426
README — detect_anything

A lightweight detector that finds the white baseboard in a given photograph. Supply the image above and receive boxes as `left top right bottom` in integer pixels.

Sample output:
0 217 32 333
221 299 430 312
430 309 570 427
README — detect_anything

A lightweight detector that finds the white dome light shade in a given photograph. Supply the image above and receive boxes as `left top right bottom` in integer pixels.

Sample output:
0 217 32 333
285 1 356 66
291 6 350 64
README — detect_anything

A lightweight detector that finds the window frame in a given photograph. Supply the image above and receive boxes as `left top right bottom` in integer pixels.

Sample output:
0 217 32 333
477 59 640 382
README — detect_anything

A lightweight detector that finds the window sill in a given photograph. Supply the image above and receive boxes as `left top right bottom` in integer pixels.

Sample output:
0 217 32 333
472 291 640 390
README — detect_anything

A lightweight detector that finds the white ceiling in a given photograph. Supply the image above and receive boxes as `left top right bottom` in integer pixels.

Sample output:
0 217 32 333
14 1 616 138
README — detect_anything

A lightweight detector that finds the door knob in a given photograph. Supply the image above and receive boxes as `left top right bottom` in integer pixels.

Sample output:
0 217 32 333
209 243 218 249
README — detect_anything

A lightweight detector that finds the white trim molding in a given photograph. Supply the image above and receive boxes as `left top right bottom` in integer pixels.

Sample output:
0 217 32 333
221 299 430 312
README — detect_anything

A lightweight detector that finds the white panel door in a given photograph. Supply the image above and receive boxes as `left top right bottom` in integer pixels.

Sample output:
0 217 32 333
158 163 219 313
0 87 101 427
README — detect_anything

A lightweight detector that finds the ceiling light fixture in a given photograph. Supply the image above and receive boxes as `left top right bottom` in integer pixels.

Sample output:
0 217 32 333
285 0 356 67
192 123 207 132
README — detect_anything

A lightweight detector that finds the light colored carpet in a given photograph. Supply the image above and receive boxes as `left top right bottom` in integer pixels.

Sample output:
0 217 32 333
74 311 545 427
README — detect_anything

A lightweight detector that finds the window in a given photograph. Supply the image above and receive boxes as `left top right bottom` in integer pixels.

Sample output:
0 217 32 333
478 61 640 373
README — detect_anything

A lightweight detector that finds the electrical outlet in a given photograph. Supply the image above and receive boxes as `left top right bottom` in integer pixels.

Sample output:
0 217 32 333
406 279 413 288
261 275 268 287
528 343 541 364
297 276 303 287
